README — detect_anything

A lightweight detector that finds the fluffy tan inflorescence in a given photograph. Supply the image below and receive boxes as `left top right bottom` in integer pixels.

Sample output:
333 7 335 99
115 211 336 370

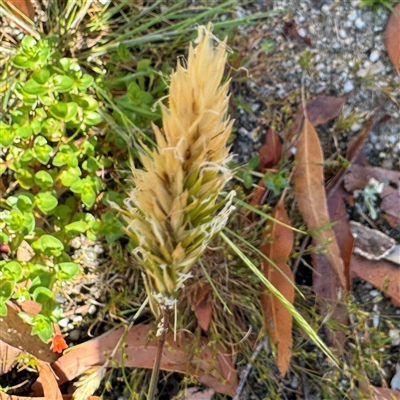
124 25 235 302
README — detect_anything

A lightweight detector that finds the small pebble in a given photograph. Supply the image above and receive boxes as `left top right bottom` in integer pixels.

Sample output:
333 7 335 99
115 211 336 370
391 364 400 390
298 28 307 38
369 50 380 63
321 4 330 14
343 81 354 93
351 123 362 132
71 315 83 323
67 323 74 330
348 9 357 21
88 304 97 315
370 290 380 297
355 18 365 29
339 29 347 39
58 318 70 328
389 329 400 346
69 329 81 341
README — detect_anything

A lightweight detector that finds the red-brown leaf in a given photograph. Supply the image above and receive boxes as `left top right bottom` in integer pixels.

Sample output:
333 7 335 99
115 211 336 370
385 3 400 76
33 325 237 397
259 128 282 171
260 196 294 376
195 283 213 332
306 96 347 127
294 116 346 289
4 0 35 20
351 255 400 307
0 302 58 366
371 386 400 400
37 360 63 400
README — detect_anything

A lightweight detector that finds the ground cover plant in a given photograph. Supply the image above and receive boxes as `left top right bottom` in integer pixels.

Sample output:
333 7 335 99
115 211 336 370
0 1 400 400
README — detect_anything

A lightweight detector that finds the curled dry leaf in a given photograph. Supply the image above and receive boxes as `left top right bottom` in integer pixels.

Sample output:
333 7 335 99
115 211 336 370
33 324 237 397
385 3 400 76
294 117 346 288
194 282 213 332
260 196 294 376
351 255 400 307
37 360 63 400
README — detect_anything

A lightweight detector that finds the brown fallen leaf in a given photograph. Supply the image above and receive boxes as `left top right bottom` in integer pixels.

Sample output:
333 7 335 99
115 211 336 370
344 164 400 220
194 282 213 332
0 394 99 400
260 196 294 376
371 386 400 400
0 302 58 365
3 0 35 20
286 96 347 153
313 120 373 350
37 360 63 400
351 254 400 307
259 128 283 171
33 324 237 397
250 128 283 211
385 3 400 76
294 116 346 289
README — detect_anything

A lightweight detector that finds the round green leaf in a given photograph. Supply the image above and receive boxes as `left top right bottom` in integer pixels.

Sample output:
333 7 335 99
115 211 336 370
4 261 22 280
33 286 53 304
35 171 54 188
15 124 33 140
52 75 74 92
23 79 48 95
16 167 35 189
0 122 14 146
59 167 81 186
55 262 79 280
8 210 25 231
35 192 58 214
81 186 96 208
33 136 52 164
32 235 64 257
21 35 37 50
0 280 13 300
32 68 51 84
77 74 94 91
64 221 88 234
83 111 103 126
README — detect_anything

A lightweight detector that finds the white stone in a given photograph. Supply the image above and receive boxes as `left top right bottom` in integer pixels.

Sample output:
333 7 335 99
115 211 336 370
321 4 330 14
339 29 347 39
343 81 354 93
298 28 307 38
369 50 380 63
88 304 97 315
355 18 365 29
348 9 357 21
391 364 400 390
351 123 362 132
71 315 83 323
369 289 380 297
58 318 70 328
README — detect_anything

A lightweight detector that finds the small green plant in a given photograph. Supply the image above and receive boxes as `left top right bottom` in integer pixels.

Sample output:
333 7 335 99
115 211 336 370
0 35 125 343
359 0 399 13
355 178 384 220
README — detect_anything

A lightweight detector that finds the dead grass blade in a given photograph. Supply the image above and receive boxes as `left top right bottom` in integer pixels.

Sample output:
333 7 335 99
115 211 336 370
260 196 294 376
294 117 346 289
35 325 237 397
385 3 400 76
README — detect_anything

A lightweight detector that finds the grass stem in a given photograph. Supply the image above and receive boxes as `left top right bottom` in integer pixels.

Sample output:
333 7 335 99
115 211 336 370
147 306 170 400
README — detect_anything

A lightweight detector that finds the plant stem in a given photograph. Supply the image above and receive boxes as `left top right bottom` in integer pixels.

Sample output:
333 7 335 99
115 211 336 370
147 306 170 400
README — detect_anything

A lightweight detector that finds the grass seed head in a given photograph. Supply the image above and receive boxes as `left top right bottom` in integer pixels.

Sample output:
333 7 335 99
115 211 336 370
124 24 235 300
